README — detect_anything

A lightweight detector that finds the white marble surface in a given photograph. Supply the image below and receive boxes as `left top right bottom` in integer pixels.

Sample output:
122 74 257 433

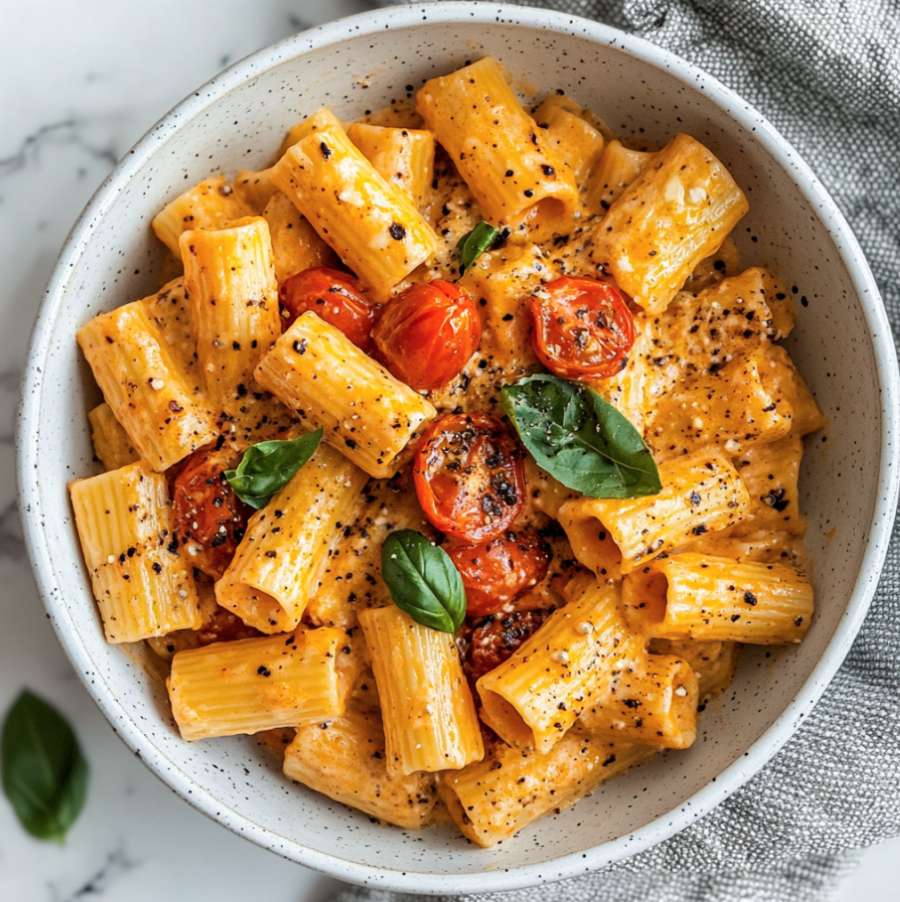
1 2 898 900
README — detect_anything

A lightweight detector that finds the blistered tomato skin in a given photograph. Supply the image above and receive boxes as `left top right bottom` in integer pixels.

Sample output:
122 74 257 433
372 280 482 391
279 266 377 349
462 609 551 682
529 275 635 379
413 413 525 544
447 530 551 618
171 445 249 580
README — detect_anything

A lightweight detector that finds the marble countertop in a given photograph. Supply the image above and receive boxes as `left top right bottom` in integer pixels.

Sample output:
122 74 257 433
1 2 897 899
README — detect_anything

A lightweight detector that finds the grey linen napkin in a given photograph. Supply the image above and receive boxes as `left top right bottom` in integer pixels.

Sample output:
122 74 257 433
341 2 900 900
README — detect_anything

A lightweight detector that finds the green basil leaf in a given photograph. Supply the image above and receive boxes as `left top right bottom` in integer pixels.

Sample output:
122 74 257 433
455 221 508 274
2 690 88 842
225 429 323 509
381 530 466 633
501 373 661 498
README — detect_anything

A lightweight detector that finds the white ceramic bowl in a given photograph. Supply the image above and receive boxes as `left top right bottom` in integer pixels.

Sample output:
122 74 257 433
17 2 900 894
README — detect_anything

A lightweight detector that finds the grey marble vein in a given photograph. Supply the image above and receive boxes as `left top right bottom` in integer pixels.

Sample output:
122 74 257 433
49 845 140 902
0 119 118 180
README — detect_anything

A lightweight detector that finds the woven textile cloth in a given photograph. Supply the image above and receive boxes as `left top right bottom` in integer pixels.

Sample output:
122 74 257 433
342 2 900 899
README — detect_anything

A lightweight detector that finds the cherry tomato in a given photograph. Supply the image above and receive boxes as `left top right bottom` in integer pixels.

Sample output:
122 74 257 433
279 266 376 349
461 609 551 682
447 530 551 618
529 276 635 378
413 414 524 544
172 445 249 579
372 280 481 390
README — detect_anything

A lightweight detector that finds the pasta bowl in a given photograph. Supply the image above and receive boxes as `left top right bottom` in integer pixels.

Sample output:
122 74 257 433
17 1 900 894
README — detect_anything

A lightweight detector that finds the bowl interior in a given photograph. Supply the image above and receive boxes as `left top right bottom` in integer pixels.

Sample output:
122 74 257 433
23 9 888 890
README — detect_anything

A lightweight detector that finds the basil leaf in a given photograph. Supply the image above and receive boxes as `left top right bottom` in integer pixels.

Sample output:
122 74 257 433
2 690 88 842
381 530 466 633
225 429 323 509
501 373 661 498
456 221 508 275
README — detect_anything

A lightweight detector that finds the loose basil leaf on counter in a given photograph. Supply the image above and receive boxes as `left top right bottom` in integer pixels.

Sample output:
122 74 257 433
2 690 89 843
381 529 466 633
456 221 508 274
501 373 661 498
225 428 323 509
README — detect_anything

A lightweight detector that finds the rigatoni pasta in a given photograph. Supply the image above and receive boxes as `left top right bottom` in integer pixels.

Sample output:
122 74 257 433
167 625 360 740
417 58 578 234
285 704 438 828
623 552 814 644
558 448 751 576
359 604 483 775
590 133 749 313
271 117 438 299
179 216 281 407
77 300 217 471
152 176 252 257
255 311 436 478
69 54 824 847
440 728 654 847
69 462 201 642
216 443 367 633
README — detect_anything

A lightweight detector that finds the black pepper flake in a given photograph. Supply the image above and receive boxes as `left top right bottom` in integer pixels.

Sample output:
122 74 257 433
541 164 555 176
257 665 272 677
389 222 406 240
293 338 308 354
151 562 162 574
523 188 534 198
744 591 758 606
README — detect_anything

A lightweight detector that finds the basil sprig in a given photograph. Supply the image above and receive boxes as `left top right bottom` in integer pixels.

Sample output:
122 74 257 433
225 429 323 509
456 221 508 275
381 530 466 633
2 690 88 842
501 374 661 498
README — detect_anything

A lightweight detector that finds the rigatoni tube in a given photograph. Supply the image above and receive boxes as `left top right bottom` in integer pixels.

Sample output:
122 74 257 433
284 704 438 828
477 575 642 754
152 176 252 257
216 443 367 633
439 727 654 847
590 133 748 313
88 403 137 471
624 552 814 643
254 311 436 478
180 216 281 407
417 58 578 234
167 625 360 740
271 117 437 299
358 605 483 776
347 122 435 211
557 447 751 576
77 301 217 471
69 462 201 643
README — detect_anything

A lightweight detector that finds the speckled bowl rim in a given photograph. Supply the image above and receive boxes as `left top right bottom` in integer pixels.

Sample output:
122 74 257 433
17 2 900 894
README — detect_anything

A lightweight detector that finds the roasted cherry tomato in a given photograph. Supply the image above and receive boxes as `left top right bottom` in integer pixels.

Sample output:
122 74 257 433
279 266 376 349
447 530 551 618
372 280 481 390
529 275 635 378
172 445 249 579
461 609 551 682
413 414 524 544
